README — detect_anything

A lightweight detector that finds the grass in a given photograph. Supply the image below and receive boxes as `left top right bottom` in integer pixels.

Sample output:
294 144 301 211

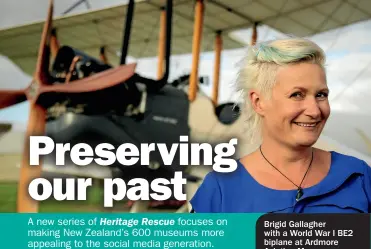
0 181 128 213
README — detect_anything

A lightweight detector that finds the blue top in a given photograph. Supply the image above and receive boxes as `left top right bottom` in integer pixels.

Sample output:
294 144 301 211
190 151 371 213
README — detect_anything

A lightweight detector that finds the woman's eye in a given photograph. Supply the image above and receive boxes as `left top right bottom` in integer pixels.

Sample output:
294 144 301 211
316 92 328 98
290 92 303 98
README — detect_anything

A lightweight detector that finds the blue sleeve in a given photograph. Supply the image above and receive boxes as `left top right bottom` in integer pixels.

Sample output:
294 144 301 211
189 172 222 213
362 161 371 212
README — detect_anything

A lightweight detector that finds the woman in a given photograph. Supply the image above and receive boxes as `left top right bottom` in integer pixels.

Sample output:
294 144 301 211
189 38 371 213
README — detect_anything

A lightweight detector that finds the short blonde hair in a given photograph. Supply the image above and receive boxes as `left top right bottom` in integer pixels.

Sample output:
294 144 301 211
236 38 326 144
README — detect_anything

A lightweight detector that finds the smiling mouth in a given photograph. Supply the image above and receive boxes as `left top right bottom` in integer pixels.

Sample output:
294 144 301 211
293 122 320 127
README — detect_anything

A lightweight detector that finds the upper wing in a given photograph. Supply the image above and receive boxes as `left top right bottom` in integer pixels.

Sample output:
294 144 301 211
0 0 370 76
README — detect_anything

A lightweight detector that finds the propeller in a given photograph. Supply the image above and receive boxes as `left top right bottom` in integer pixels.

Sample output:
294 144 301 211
0 0 137 212
50 27 59 60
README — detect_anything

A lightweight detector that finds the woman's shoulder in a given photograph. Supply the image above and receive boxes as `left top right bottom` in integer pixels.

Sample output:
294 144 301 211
322 150 371 199
321 150 371 189
301 150 371 213
188 160 252 212
329 150 370 174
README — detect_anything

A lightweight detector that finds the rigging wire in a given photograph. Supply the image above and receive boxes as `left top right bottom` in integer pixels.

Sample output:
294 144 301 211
331 58 371 102
61 0 116 58
61 0 87 15
82 0 108 57
322 0 370 101
323 0 363 53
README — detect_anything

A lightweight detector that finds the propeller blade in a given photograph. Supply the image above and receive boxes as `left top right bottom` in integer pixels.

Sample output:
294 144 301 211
50 27 59 59
35 0 53 85
0 90 27 109
100 46 108 64
40 63 136 94
17 103 46 213
14 0 52 214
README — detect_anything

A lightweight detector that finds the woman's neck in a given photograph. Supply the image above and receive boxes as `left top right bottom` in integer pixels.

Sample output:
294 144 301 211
259 138 314 170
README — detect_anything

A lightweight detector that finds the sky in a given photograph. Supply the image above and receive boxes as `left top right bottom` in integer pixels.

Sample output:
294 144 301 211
0 1 371 156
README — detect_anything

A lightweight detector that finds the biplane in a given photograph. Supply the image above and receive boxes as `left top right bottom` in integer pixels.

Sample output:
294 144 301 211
0 0 371 213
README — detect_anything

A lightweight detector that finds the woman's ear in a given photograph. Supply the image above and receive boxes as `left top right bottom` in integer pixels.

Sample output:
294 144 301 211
249 90 265 116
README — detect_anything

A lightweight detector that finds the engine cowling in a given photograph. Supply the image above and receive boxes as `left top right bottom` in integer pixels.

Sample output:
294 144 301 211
215 102 240 125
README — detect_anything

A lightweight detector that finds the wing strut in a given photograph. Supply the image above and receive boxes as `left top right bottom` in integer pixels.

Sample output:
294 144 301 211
157 6 166 80
189 0 204 102
120 0 134 65
212 30 222 106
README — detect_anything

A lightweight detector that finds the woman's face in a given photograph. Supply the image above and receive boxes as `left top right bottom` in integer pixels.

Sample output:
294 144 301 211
261 62 330 147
